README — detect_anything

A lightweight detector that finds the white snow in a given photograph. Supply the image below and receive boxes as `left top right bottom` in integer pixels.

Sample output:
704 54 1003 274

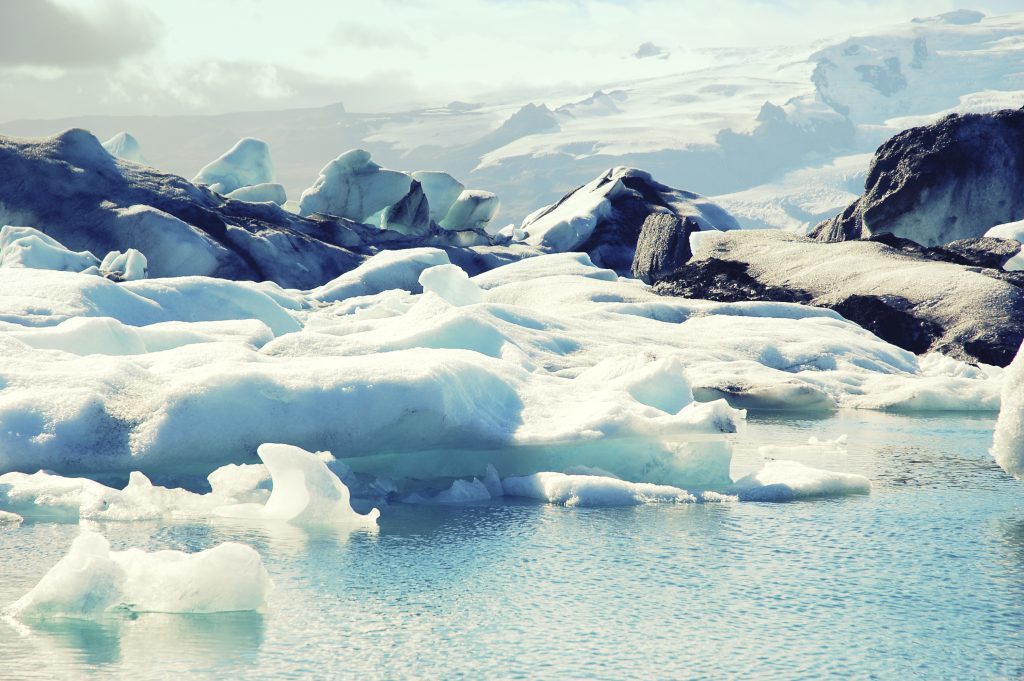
192 138 275 195
101 132 145 164
732 460 871 501
309 248 450 303
8 531 271 618
501 471 727 507
297 149 412 222
992 342 1024 478
418 264 485 306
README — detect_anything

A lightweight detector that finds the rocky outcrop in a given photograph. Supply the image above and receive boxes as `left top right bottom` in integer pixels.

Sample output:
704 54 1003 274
813 108 1024 246
654 230 1024 366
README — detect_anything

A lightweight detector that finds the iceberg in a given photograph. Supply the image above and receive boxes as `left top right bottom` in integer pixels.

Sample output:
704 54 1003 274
8 531 272 618
193 138 275 195
992 342 1024 478
0 444 377 526
440 190 500 232
411 171 465 223
298 149 412 222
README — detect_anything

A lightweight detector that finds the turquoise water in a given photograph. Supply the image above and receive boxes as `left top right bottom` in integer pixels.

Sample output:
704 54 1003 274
1 411 1021 679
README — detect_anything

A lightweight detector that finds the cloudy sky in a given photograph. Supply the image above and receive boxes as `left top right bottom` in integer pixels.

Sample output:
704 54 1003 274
0 0 1017 121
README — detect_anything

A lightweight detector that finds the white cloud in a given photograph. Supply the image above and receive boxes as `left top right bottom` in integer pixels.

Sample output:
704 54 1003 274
0 0 973 121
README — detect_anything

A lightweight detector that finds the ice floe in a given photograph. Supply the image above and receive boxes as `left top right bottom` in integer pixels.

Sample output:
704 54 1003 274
501 471 732 507
8 531 271 618
0 444 378 526
731 460 872 501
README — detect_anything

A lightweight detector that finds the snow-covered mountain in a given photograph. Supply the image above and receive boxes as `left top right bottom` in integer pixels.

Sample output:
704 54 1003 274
2 10 1022 230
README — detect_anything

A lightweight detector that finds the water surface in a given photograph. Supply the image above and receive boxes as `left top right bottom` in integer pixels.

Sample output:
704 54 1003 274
1 411 1021 679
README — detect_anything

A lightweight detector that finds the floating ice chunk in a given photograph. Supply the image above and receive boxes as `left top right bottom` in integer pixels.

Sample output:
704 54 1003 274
207 463 272 504
411 171 465 223
419 264 485 306
215 444 379 526
298 149 412 222
501 471 731 507
225 182 288 205
310 248 450 303
992 342 1024 478
433 478 492 504
101 132 145 163
193 138 275 195
100 248 147 281
439 190 500 232
9 531 271 618
732 460 871 502
0 471 112 520
0 510 23 525
0 225 99 272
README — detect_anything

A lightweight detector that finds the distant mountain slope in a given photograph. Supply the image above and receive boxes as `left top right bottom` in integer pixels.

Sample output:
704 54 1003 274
3 11 1022 228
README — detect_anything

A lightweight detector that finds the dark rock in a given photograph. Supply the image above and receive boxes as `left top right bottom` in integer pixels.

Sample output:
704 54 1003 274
819 294 941 355
813 108 1024 246
654 259 812 305
654 230 1024 366
631 213 700 284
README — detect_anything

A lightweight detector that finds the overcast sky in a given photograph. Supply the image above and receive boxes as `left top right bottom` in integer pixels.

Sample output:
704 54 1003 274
0 0 1017 121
